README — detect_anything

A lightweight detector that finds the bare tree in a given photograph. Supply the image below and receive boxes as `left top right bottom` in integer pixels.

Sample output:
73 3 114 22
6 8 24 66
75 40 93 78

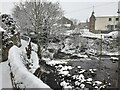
12 0 63 59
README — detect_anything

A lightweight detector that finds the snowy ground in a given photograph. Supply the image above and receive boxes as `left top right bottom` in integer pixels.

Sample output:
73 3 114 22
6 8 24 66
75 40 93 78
73 29 119 40
0 61 13 89
45 59 112 89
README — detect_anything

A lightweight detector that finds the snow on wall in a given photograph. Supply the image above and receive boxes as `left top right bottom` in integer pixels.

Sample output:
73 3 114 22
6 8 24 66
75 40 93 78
8 45 52 89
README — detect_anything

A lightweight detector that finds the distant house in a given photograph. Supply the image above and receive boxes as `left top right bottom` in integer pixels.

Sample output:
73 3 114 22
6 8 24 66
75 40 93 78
89 12 119 33
57 16 75 30
78 21 89 29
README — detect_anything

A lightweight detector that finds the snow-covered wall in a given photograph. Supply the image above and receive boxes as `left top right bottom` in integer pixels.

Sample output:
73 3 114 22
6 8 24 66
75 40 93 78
8 45 52 89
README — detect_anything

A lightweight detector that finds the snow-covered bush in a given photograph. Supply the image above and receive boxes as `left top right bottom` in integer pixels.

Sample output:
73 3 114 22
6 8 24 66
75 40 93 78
1 14 21 60
0 14 21 47
1 14 17 34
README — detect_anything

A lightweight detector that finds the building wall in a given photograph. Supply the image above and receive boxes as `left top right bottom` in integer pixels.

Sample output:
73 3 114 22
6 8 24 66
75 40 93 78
89 12 95 32
95 16 119 31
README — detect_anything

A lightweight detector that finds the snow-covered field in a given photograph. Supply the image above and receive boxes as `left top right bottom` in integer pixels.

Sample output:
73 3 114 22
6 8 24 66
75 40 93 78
74 29 119 39
46 61 109 89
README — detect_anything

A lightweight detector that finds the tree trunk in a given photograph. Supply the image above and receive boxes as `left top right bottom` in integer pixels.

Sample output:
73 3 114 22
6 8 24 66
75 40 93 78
37 42 42 59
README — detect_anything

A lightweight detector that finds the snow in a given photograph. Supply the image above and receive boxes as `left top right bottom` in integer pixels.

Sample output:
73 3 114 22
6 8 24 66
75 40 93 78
75 81 80 86
59 70 69 76
80 29 120 40
20 39 38 52
78 74 86 82
86 78 92 82
78 69 86 74
110 57 119 60
46 60 67 66
72 74 86 83
60 81 69 87
107 31 119 38
72 53 88 58
105 52 119 56
20 39 39 73
48 58 106 89
55 65 73 76
60 66 73 71
80 84 85 88
64 24 71 27
102 50 119 56
0 61 13 89
89 69 95 73
0 27 6 32
77 66 81 69
93 81 102 86
29 51 39 73
60 81 72 89
42 57 51 61
8 45 51 89
80 29 119 39
81 29 105 39
64 85 72 89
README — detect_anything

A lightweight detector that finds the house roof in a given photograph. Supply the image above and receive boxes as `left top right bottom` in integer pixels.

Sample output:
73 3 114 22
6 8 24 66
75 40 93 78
57 16 73 24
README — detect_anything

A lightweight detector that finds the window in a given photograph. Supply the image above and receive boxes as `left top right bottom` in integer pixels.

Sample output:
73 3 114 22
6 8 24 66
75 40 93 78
115 25 118 28
107 25 114 30
116 18 119 21
108 18 112 21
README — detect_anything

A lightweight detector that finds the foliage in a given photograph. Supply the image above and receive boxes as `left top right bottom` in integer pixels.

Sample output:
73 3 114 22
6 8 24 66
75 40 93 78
1 14 18 48
1 14 17 34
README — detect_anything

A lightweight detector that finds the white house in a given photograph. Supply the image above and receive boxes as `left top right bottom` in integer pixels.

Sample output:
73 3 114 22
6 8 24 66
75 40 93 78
95 16 119 31
89 11 119 33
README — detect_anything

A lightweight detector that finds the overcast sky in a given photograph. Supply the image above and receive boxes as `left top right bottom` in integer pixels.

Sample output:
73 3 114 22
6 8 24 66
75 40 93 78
0 0 119 21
